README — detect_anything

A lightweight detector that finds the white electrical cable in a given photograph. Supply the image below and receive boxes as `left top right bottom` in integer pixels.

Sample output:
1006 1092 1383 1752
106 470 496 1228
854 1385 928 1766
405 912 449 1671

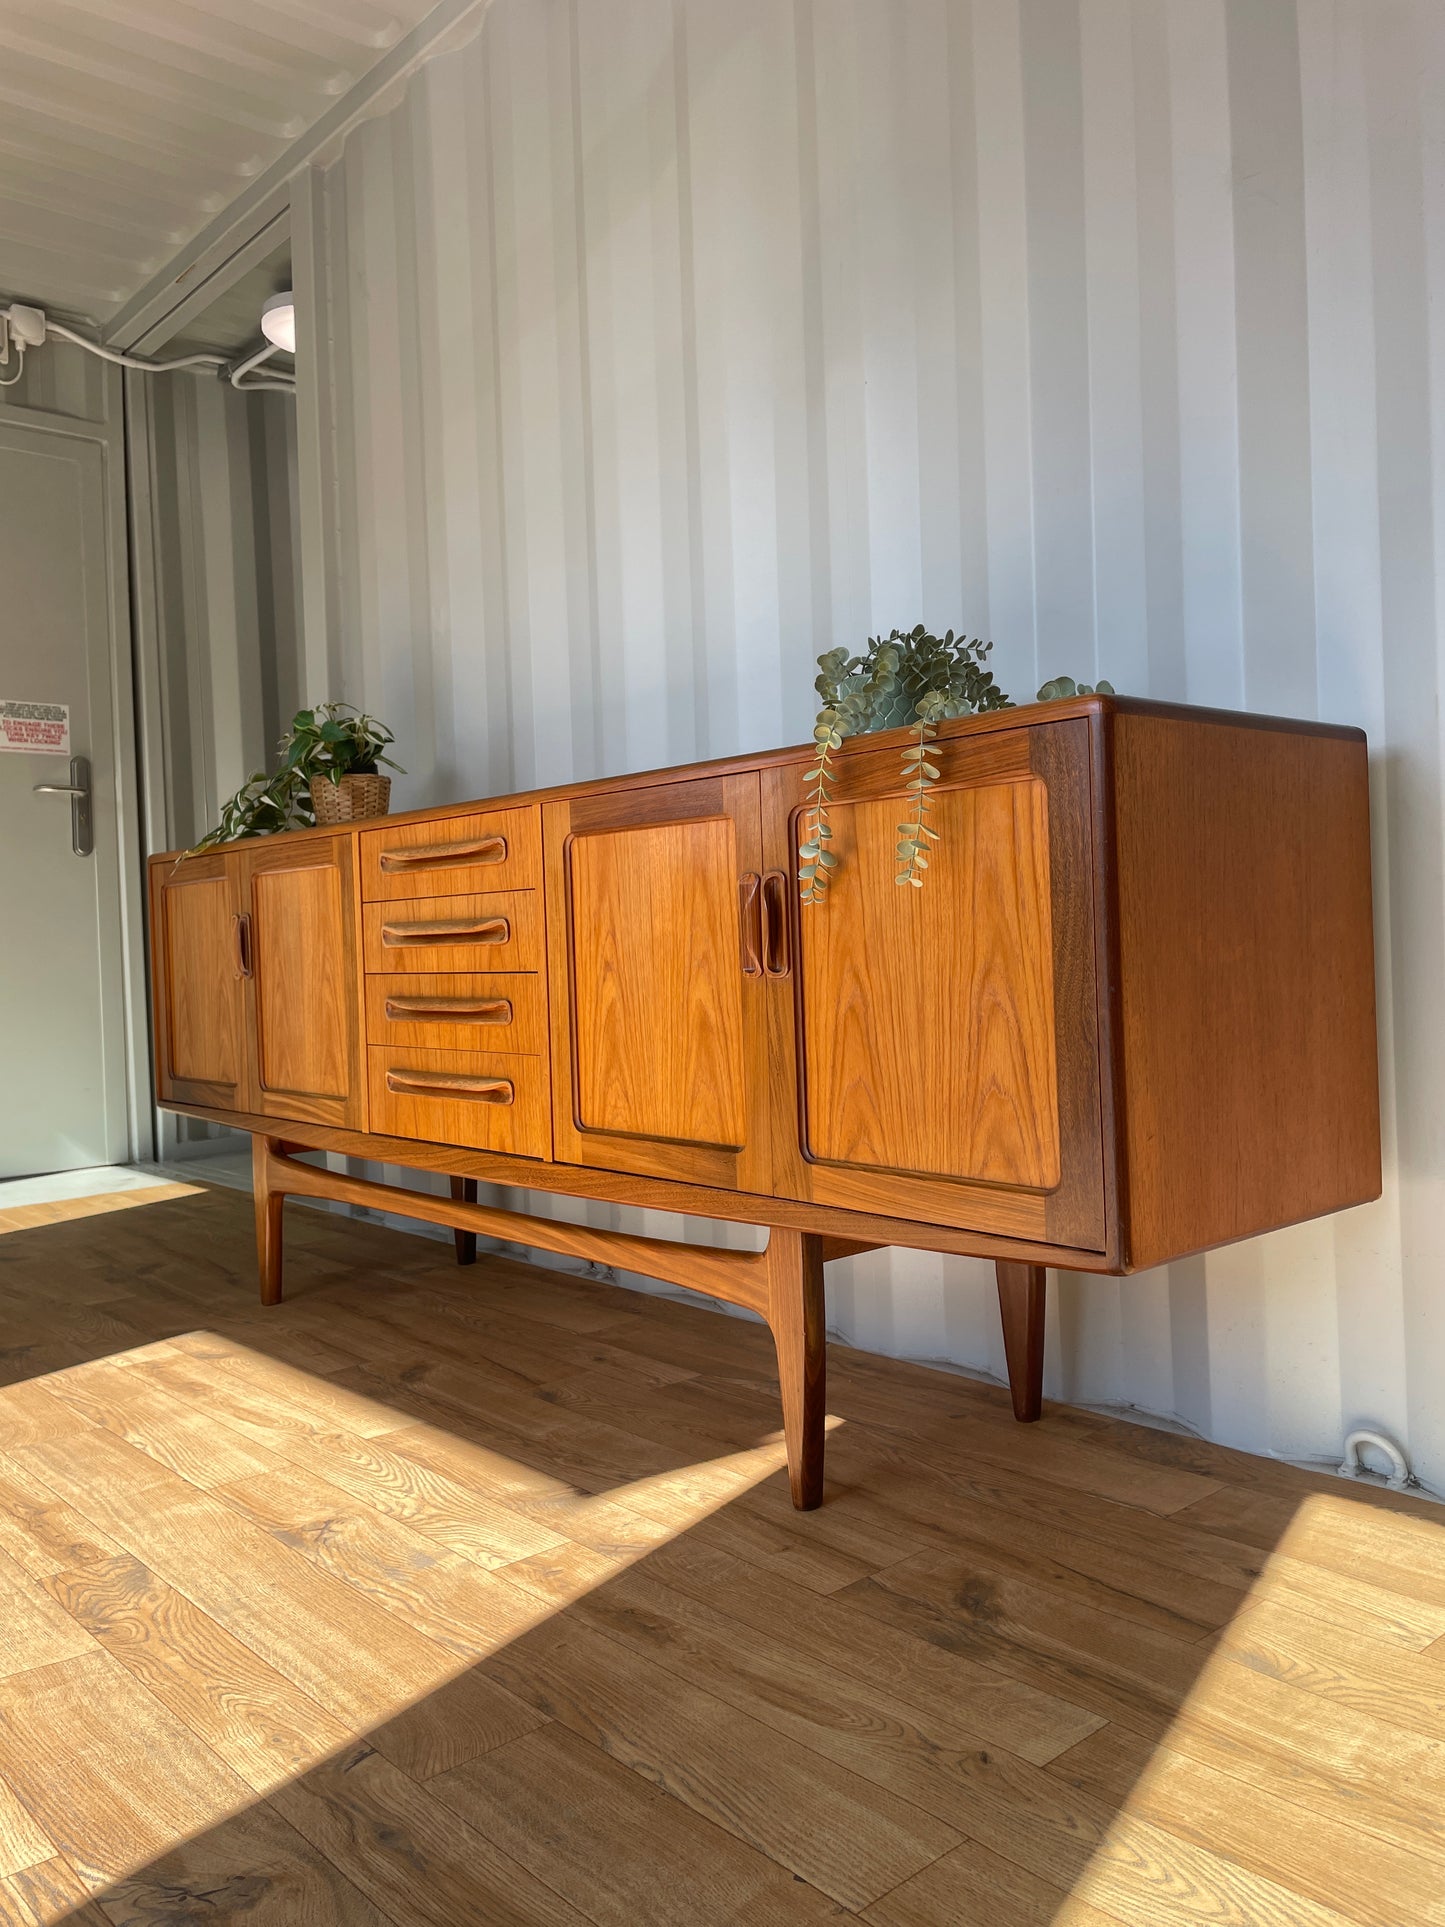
42 317 227 372
1 304 294 395
228 339 296 396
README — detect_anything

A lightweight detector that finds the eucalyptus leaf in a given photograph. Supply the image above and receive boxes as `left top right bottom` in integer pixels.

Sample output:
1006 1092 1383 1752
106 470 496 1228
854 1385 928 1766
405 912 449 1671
801 625 1112 897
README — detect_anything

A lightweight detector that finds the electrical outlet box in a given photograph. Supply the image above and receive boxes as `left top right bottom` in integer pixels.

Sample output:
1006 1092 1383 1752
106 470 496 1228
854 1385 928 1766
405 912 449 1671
6 305 46 348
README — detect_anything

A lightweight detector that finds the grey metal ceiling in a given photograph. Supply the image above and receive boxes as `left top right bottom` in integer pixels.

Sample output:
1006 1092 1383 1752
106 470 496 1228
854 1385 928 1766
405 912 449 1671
165 237 291 356
0 0 442 321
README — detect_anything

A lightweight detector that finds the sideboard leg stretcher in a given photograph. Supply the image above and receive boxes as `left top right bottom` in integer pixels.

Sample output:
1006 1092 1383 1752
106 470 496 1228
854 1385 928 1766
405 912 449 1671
249 1137 1052 1491
249 1134 834 1507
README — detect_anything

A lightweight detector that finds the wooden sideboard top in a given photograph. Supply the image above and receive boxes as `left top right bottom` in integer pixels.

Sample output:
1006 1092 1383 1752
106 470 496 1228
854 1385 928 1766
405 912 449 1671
148 694 1368 866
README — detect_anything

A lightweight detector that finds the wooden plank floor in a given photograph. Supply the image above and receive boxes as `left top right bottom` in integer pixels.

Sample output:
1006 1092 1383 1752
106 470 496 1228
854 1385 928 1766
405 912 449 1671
0 1183 1440 1925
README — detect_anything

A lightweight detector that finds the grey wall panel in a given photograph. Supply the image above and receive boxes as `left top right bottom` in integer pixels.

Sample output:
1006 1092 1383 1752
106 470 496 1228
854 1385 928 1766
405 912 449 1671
289 0 1441 1485
140 377 303 853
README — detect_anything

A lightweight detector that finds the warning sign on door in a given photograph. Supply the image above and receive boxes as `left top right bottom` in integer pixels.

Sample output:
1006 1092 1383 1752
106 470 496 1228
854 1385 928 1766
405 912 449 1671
0 700 70 754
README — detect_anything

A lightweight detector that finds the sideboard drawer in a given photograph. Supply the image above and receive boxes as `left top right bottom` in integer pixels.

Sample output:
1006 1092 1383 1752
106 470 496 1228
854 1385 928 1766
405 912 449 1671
363 890 543 973
365 972 548 1056
367 1045 550 1158
360 806 541 900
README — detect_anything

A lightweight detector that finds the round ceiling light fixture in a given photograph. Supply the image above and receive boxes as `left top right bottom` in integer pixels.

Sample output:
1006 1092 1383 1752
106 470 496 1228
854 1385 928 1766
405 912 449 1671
260 291 296 355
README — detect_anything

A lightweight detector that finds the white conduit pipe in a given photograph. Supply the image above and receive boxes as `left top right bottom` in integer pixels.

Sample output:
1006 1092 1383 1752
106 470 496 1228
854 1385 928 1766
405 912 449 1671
1337 1427 1415 1492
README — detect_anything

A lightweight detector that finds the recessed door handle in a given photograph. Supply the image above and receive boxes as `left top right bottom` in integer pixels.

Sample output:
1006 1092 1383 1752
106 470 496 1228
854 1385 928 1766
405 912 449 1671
381 916 510 946
379 834 508 873
761 870 791 978
383 996 512 1024
32 755 92 857
738 872 762 977
232 912 253 979
385 1069 515 1104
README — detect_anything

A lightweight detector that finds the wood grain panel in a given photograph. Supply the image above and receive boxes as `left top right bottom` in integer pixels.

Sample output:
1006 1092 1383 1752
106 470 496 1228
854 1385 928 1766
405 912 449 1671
799 778 1059 1187
364 972 548 1056
252 864 349 1101
1109 712 1381 1269
151 856 246 1107
367 1046 551 1159
546 773 773 1192
569 816 747 1149
763 719 1104 1248
363 890 543 973
360 805 541 900
245 836 362 1129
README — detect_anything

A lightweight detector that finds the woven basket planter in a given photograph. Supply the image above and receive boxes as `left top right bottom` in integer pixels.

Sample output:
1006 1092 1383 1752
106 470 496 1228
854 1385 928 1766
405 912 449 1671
310 772 392 824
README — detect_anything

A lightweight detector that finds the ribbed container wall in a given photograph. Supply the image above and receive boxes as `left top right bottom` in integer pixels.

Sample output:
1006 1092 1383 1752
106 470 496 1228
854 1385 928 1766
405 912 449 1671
296 0 1445 1487
133 375 303 1160
139 378 304 853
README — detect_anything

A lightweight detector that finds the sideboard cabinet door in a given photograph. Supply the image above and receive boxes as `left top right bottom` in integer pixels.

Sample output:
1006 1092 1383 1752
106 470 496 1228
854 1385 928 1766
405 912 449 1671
763 717 1106 1250
150 850 248 1111
242 835 364 1129
544 775 772 1190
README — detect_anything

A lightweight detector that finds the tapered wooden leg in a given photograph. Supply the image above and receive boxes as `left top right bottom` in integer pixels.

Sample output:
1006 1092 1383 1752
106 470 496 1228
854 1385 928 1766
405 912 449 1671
995 1260 1045 1421
253 1134 285 1307
764 1227 827 1510
450 1176 478 1265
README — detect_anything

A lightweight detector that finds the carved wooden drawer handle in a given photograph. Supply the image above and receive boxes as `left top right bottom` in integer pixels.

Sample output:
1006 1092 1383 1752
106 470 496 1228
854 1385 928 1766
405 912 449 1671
385 1070 515 1104
379 834 507 873
381 916 510 946
383 996 512 1024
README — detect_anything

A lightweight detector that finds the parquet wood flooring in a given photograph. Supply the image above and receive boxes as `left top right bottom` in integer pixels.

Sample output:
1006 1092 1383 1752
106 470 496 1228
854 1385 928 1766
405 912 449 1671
0 1181 1439 1924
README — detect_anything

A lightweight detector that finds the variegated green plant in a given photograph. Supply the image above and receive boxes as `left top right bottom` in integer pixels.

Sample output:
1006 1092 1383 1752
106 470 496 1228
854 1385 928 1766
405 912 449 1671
189 702 403 855
799 630 1113 898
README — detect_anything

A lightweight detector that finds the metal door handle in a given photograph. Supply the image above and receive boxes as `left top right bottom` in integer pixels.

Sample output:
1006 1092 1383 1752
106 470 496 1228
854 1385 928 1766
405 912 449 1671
32 755 92 857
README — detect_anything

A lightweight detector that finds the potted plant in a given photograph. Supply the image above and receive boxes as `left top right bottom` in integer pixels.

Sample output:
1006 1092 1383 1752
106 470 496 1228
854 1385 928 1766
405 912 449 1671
190 702 402 852
287 703 402 825
799 628 1111 899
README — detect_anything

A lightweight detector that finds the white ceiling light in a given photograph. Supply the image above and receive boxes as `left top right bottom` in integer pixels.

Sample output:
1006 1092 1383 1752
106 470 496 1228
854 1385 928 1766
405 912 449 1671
261 291 295 355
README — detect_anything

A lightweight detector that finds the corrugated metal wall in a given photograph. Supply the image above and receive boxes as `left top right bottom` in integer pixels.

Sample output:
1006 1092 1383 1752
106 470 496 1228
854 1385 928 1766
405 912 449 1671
132 375 303 1159
137 378 303 854
291 0 1445 1487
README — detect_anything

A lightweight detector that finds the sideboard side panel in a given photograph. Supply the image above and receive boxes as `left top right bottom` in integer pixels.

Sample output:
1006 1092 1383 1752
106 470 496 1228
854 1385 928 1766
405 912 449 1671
1112 713 1382 1270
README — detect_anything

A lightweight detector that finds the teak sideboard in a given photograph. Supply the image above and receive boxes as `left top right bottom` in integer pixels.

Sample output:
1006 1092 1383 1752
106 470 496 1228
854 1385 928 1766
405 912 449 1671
148 696 1382 1508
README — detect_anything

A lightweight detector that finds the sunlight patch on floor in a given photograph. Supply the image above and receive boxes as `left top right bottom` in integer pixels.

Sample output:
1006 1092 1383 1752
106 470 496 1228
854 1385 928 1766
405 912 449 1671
0 1180 202 1235
0 1332 798 1916
1062 1487 1445 1923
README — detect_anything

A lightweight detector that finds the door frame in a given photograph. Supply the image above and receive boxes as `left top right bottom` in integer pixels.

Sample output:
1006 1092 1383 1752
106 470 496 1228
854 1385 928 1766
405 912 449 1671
0 380 150 1168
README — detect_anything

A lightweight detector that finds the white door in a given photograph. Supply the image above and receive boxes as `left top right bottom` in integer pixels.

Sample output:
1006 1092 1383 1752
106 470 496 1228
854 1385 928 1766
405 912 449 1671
0 415 129 1178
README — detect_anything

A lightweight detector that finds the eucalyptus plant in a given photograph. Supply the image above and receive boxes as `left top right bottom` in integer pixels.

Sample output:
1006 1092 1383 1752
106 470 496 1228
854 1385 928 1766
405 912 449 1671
190 702 402 853
798 629 1113 899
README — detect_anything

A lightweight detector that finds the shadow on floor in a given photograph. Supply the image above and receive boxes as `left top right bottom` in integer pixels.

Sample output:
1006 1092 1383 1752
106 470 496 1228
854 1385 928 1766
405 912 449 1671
0 1184 1439 1927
